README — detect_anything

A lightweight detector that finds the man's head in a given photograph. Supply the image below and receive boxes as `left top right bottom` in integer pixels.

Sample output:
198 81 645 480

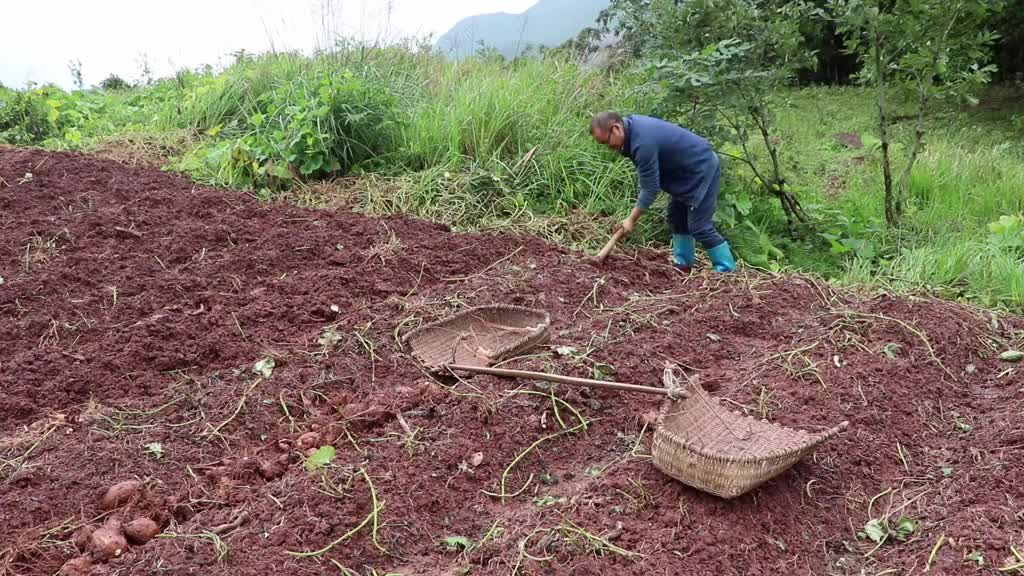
591 111 625 151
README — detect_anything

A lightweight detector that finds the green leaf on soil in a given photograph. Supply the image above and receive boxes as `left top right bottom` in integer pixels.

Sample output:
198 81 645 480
584 465 602 477
304 445 335 471
440 536 472 551
144 442 164 459
954 417 973 433
591 363 615 381
882 343 901 359
860 518 888 543
253 357 276 378
533 495 566 508
965 551 984 566
555 346 578 357
318 328 343 347
892 516 918 541
941 466 954 477
999 350 1024 362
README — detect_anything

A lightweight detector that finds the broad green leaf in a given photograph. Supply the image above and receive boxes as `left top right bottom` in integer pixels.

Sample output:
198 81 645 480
300 156 323 175
829 241 852 255
734 193 752 216
304 445 335 471
269 164 293 179
861 134 882 152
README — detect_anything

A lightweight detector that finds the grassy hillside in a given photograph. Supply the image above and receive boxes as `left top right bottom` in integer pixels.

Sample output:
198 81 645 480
1 49 1022 310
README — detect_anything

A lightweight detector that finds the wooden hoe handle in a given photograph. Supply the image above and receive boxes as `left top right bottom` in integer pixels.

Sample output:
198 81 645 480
594 227 627 263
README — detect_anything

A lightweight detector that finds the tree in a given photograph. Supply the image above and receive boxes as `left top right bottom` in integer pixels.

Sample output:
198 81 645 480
604 0 821 230
831 0 1001 226
991 0 1024 81
99 74 129 91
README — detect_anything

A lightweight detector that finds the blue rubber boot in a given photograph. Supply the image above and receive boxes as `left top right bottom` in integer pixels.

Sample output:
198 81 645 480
672 234 695 270
706 241 736 273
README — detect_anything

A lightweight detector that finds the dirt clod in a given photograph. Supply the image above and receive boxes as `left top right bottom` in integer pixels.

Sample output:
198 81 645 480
100 480 141 511
71 526 94 552
296 431 320 449
641 410 659 426
257 459 286 480
123 517 160 544
833 132 863 148
59 556 93 576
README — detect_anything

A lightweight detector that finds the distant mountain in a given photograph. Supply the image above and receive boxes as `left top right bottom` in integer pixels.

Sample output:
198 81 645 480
436 0 610 59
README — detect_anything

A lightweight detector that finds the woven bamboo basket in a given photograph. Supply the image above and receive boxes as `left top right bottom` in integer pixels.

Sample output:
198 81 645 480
652 381 848 499
402 305 551 371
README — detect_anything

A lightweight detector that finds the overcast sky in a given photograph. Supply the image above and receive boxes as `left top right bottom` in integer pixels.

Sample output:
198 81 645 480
1 0 537 89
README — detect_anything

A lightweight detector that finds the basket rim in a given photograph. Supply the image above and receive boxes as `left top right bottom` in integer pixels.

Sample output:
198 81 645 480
653 385 849 464
400 304 552 369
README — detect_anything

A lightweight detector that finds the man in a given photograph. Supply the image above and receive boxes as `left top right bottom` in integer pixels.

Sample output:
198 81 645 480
590 111 736 273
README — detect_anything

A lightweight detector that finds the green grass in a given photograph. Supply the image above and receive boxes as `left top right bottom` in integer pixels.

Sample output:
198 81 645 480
768 85 1024 308
1 50 1022 311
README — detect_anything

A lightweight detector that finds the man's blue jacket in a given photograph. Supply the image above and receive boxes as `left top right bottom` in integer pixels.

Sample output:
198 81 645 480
619 114 719 210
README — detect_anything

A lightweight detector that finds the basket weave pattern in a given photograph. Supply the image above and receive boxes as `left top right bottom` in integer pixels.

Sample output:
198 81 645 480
402 305 551 371
652 382 848 498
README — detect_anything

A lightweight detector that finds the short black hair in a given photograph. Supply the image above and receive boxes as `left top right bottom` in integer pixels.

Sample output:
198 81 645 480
591 111 623 133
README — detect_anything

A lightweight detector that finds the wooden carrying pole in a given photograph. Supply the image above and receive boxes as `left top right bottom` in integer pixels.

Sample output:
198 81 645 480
447 364 676 396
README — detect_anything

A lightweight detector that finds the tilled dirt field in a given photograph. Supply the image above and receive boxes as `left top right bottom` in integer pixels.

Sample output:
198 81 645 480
0 148 1022 576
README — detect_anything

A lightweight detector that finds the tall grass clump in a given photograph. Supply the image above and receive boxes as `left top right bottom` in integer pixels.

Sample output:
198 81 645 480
376 56 653 235
168 53 400 189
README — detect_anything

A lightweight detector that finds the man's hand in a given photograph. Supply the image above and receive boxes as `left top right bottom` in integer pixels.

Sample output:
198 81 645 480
620 207 644 236
620 218 635 235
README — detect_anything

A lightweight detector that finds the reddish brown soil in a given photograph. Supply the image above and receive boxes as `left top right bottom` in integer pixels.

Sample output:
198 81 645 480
1 148 1022 576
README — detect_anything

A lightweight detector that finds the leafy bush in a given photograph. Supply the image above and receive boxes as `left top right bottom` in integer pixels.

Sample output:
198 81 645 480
0 88 56 144
988 214 1024 251
171 65 398 189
